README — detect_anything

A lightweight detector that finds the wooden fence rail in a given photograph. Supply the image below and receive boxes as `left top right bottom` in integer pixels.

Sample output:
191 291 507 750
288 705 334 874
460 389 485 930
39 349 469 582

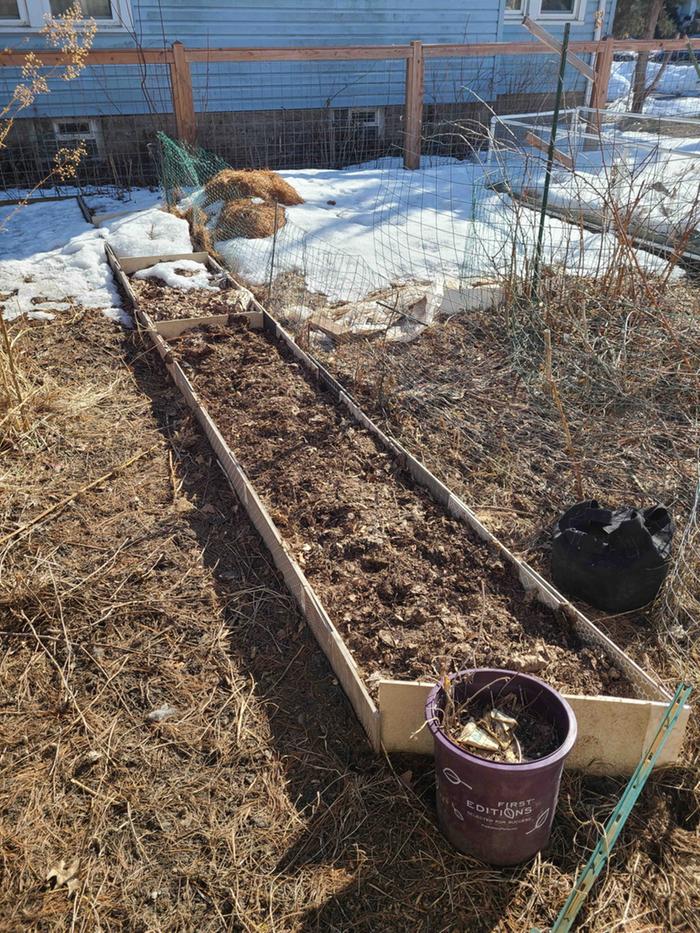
2 36 700 169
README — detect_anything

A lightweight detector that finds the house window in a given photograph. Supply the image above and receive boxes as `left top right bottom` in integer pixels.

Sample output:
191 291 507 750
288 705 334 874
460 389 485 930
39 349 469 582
50 0 113 17
504 0 585 22
0 0 25 21
52 117 102 159
539 0 576 14
0 0 131 28
349 109 385 135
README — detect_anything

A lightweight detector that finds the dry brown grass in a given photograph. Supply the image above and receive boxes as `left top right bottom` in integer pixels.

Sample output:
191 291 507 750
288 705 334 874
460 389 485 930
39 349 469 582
205 168 304 207
215 198 287 240
172 204 219 258
1 310 698 933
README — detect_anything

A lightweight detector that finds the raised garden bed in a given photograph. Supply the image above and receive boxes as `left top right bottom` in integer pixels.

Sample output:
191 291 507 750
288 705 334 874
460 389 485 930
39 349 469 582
105 244 690 775
130 267 251 321
174 320 629 698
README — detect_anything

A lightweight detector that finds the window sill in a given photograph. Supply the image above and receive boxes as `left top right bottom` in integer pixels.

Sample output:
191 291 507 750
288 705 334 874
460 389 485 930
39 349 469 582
503 14 585 25
0 22 129 30
538 14 585 24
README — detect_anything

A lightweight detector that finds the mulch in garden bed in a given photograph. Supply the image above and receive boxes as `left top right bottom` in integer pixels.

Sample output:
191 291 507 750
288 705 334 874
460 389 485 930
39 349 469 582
172 320 635 699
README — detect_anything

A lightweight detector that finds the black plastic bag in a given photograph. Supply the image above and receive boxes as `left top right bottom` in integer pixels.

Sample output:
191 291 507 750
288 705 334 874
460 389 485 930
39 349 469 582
551 500 674 613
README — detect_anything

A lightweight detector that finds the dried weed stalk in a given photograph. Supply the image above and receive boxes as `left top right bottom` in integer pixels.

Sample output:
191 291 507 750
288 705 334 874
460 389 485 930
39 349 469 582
0 2 96 221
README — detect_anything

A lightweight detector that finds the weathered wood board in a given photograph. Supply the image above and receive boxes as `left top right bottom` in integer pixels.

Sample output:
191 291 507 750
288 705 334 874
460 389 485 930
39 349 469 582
378 679 690 775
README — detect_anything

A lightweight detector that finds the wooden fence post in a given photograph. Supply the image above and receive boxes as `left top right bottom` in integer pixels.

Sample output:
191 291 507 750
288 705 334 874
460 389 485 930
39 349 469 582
170 41 196 144
404 40 424 170
590 35 614 113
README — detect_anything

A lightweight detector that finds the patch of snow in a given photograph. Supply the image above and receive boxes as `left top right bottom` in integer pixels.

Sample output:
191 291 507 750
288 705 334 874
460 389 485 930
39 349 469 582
0 201 192 325
84 187 162 216
102 305 134 328
499 121 700 249
133 259 219 291
0 199 123 322
213 159 675 302
146 705 177 723
104 208 192 258
608 59 700 105
0 186 162 216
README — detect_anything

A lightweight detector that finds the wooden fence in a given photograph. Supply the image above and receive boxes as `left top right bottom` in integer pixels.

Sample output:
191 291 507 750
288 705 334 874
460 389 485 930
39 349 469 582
2 36 700 170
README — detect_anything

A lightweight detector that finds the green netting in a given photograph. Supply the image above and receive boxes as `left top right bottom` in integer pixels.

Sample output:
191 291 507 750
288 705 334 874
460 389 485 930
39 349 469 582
156 132 229 204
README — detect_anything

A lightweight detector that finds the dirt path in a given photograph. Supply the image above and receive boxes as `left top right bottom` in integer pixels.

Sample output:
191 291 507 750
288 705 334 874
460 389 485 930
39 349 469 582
1 313 696 932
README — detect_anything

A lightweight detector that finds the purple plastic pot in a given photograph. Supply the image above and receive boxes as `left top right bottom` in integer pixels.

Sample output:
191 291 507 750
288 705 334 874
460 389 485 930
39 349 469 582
426 668 577 865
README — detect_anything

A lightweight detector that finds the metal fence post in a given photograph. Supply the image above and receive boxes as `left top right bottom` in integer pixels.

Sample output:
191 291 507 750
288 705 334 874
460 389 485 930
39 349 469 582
531 22 571 297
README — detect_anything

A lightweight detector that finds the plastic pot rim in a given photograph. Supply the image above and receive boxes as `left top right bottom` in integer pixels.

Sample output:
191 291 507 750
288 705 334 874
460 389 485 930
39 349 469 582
425 667 578 772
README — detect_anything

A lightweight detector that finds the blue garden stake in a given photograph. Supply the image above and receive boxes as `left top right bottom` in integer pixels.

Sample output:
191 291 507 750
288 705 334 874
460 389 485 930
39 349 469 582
532 682 692 933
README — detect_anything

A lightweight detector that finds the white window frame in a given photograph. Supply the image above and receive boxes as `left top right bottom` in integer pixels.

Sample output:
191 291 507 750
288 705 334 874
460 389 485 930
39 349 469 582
348 107 385 135
0 0 133 31
52 116 104 157
0 0 29 26
504 0 587 25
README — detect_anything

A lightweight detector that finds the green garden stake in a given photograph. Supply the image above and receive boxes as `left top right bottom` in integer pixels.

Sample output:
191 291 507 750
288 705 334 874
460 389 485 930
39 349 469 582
531 22 570 298
532 682 692 933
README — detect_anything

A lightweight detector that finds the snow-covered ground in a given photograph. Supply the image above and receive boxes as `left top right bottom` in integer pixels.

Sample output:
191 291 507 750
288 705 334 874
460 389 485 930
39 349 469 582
0 142 690 328
0 197 191 323
199 157 674 303
493 106 700 255
608 57 700 117
0 184 162 216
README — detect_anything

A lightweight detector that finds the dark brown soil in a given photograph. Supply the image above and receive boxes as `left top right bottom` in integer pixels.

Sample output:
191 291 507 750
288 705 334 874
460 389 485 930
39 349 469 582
131 275 251 320
174 321 634 698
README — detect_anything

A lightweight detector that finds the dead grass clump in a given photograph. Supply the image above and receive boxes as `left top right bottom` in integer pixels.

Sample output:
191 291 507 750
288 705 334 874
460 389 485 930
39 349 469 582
215 198 287 240
172 204 219 259
205 168 303 207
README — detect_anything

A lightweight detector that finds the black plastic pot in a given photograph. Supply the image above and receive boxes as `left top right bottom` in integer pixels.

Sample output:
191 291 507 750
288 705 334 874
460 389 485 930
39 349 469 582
551 500 673 613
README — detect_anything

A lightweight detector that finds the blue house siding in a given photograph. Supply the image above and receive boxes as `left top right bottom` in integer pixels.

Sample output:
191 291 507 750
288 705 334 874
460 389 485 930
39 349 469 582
0 1 610 119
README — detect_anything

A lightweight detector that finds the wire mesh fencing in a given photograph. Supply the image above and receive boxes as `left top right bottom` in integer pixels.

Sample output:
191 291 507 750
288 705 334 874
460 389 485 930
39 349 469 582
191 56 408 170
0 62 175 192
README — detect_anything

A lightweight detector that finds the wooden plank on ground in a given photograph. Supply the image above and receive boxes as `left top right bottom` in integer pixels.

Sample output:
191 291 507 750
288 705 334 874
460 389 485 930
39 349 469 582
76 195 92 223
378 680 691 774
155 311 262 340
104 243 138 312
92 209 138 226
118 252 209 274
